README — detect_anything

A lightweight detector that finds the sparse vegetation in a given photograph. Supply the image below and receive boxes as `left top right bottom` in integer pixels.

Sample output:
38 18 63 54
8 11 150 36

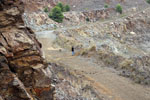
104 4 109 8
116 4 123 14
56 2 71 12
120 14 126 18
86 17 90 22
89 45 96 52
49 6 64 23
65 5 70 11
119 59 134 70
54 24 57 29
147 0 150 4
44 7 48 12
85 8 89 10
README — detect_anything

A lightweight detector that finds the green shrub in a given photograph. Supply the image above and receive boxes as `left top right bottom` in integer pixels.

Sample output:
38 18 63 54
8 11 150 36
85 8 88 10
54 24 57 29
44 7 48 12
49 6 64 23
86 17 90 22
116 4 122 14
56 2 65 12
47 2 70 22
104 4 108 8
147 0 150 4
56 2 70 12
65 5 70 11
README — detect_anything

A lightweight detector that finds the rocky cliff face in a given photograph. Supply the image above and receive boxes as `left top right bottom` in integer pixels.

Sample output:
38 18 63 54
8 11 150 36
0 0 54 99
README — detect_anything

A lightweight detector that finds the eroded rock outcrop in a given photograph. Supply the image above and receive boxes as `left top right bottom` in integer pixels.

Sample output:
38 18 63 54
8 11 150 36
0 0 54 99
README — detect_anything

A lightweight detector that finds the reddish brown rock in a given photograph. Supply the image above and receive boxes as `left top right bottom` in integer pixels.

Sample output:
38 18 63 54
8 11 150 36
0 0 54 99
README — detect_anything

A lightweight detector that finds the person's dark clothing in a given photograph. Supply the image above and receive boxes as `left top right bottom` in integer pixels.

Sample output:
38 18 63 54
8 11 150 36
72 47 74 52
72 47 75 56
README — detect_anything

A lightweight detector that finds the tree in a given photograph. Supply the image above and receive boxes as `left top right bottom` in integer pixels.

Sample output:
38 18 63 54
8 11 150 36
49 6 64 23
65 5 70 11
56 2 65 12
116 4 122 14
147 0 150 4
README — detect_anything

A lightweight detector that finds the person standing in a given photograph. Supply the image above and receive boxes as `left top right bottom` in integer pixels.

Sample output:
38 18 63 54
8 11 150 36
72 46 75 56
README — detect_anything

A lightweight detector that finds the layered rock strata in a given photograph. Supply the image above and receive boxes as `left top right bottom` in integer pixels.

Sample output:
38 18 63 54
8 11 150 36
0 0 54 99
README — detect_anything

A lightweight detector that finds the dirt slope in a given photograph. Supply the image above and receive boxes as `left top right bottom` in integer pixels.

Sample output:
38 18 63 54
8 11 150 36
22 0 150 99
37 41 150 100
35 6 150 99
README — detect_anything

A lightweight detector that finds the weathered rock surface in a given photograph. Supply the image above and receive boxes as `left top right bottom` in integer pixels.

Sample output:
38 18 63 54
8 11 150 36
0 0 54 99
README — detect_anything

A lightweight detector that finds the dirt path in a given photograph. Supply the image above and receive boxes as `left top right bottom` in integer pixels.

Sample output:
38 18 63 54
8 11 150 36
40 45 150 100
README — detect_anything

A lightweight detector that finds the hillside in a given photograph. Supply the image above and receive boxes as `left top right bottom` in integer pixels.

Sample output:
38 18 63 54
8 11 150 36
1 0 150 100
34 0 150 84
26 0 150 99
23 0 150 31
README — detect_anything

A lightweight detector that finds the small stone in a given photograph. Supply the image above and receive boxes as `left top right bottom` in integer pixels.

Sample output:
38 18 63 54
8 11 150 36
24 69 32 75
117 34 121 38
142 11 146 14
132 7 136 12
51 84 55 87
110 22 114 25
13 78 19 86
32 64 43 69
130 31 136 35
